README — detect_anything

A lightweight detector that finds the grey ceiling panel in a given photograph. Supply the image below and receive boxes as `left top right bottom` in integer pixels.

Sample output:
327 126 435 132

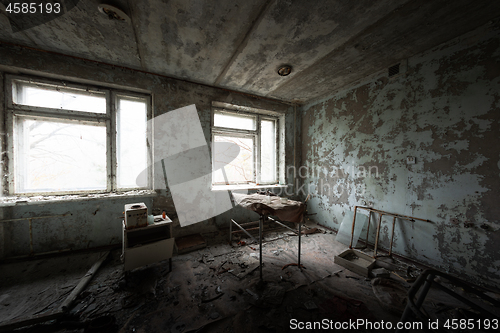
1 0 498 103
268 0 500 103
0 10 37 46
217 0 409 99
4 0 141 69
128 0 269 83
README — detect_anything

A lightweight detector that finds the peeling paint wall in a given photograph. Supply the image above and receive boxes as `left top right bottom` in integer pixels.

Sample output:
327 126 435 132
300 22 500 287
0 70 4 259
0 44 295 258
1 197 155 257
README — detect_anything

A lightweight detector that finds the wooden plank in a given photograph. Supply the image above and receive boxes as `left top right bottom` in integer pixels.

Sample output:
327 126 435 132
60 251 109 311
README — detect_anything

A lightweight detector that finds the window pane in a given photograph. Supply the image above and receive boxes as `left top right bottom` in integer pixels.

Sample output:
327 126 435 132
213 135 254 184
261 120 276 183
117 98 148 188
214 112 256 130
15 118 107 192
14 82 106 114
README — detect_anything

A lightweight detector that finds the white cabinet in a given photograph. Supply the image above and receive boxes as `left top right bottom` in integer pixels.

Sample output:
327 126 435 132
122 216 174 272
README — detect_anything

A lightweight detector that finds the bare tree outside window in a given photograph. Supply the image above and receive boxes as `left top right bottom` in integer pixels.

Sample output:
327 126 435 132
6 76 150 195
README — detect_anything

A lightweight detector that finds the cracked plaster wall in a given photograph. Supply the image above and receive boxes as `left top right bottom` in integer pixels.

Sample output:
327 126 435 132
300 22 500 287
0 44 295 258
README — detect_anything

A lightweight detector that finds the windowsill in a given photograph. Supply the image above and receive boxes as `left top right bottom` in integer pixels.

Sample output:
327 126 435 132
211 184 288 191
0 189 157 207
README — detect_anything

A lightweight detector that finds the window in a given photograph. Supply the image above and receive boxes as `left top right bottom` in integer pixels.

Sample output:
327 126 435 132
211 105 282 186
5 76 151 194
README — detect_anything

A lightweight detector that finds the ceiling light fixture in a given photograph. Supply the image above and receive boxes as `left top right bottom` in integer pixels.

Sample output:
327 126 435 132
277 65 292 76
98 4 130 23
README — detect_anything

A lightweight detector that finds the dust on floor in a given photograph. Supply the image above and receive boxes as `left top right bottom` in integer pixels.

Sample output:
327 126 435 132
2 222 497 332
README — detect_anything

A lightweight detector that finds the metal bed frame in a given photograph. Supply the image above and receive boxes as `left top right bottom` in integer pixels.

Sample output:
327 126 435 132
396 269 500 332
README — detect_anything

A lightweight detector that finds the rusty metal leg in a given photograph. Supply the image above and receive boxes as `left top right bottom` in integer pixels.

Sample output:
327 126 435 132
267 216 299 234
389 216 397 256
374 213 384 257
231 219 258 243
365 211 372 246
298 222 302 271
349 206 358 249
259 215 263 281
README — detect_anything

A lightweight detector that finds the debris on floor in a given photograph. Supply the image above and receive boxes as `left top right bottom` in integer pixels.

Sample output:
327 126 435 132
371 277 408 315
370 267 390 278
175 233 207 254
2 221 498 333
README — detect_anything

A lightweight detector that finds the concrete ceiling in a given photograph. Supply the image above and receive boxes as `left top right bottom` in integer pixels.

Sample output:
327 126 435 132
1 0 499 104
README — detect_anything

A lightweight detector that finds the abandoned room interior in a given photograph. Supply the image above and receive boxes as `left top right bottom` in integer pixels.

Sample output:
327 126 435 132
1 0 500 332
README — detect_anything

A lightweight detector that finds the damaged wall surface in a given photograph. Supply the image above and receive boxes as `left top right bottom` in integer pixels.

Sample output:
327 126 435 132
0 44 296 258
300 21 500 287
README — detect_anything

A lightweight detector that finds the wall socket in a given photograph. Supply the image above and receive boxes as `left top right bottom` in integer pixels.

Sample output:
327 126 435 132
406 156 416 164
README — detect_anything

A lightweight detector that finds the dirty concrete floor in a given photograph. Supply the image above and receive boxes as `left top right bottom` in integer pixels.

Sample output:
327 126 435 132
0 252 102 325
1 222 498 332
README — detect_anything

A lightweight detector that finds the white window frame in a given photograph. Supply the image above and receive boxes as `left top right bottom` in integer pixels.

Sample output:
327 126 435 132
4 75 152 196
211 102 284 187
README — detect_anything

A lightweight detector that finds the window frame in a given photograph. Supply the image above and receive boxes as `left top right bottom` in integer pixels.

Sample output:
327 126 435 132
4 75 152 196
211 106 281 186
